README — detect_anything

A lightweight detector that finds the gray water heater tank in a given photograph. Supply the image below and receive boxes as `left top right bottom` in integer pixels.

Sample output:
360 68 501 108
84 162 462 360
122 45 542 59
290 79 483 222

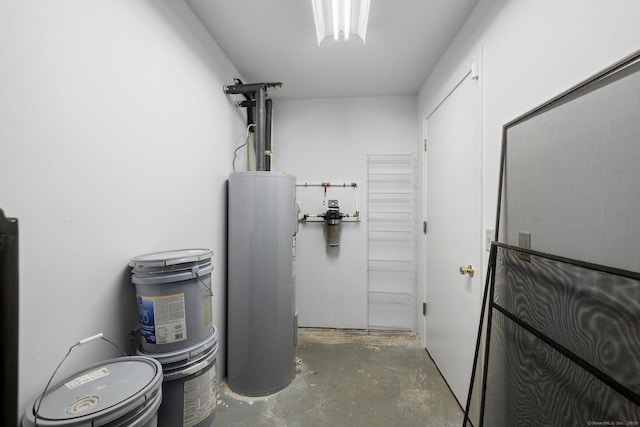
227 171 297 396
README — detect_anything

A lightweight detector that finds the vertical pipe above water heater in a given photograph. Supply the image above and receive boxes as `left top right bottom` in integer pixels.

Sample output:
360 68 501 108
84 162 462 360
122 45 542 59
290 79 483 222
255 87 266 171
265 99 273 171
223 81 281 171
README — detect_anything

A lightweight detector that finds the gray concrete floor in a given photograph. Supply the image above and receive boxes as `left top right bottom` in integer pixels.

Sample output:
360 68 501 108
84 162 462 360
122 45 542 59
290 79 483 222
214 328 463 426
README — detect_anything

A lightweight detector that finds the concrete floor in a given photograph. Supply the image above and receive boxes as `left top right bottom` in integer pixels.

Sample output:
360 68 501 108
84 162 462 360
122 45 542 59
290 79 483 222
214 328 463 426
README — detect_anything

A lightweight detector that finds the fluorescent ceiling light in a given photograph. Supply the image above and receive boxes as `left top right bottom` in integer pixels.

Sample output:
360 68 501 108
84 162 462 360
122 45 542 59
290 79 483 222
331 0 339 41
312 0 370 46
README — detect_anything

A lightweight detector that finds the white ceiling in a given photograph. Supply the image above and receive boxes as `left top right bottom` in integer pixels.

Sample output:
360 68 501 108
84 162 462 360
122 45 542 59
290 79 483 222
186 0 478 99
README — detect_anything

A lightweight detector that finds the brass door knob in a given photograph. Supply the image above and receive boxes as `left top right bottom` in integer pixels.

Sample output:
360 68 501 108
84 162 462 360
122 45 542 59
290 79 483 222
459 265 475 277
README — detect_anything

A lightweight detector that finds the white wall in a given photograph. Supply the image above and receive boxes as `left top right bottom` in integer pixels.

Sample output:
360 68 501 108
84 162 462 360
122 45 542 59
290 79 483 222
0 0 246 417
416 0 640 341
274 96 417 329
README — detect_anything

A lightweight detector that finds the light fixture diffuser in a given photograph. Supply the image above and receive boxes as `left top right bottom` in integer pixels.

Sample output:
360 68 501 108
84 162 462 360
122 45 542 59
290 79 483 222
311 0 370 46
331 0 339 41
344 0 351 41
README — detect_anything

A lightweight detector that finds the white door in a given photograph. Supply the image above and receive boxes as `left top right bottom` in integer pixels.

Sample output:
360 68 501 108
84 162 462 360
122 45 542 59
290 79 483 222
424 63 482 406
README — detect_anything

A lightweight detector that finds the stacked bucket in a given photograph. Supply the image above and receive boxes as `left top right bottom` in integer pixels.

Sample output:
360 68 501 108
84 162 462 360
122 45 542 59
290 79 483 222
21 356 164 426
20 248 217 427
130 248 218 427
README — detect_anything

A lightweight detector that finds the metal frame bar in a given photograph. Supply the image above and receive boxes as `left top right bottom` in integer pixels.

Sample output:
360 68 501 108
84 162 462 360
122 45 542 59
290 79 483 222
462 244 496 426
0 209 18 426
465 48 640 426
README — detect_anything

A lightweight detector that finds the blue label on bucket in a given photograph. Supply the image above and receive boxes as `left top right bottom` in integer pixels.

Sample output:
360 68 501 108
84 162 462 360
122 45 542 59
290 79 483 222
138 295 157 344
137 293 188 345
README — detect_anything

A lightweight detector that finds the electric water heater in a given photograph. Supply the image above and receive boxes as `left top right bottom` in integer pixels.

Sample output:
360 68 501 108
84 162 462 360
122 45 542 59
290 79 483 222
227 171 297 396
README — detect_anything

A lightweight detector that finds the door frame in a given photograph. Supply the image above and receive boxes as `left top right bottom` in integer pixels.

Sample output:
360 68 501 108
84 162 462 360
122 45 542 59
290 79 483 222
419 51 484 417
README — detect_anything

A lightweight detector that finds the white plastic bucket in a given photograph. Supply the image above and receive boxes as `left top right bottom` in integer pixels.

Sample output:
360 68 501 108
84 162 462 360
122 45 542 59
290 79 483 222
138 327 219 427
22 356 163 427
130 249 213 353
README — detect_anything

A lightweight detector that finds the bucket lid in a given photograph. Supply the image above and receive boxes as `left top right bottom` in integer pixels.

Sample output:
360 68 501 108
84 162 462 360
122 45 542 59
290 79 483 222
137 326 218 367
131 261 213 285
27 357 162 426
129 248 213 269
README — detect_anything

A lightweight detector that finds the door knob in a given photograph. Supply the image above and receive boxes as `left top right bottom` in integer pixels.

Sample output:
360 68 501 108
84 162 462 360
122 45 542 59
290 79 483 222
459 265 475 277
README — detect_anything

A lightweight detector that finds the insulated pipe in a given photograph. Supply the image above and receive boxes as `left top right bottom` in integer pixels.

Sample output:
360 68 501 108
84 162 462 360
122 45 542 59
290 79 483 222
255 87 266 171
224 83 264 144
230 79 255 132
223 82 267 95
236 101 259 147
265 99 273 171
223 82 282 95
223 81 282 171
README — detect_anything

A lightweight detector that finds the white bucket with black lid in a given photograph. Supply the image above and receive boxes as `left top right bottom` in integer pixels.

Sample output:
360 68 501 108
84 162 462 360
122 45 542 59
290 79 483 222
130 249 213 353
137 326 218 427
22 356 163 427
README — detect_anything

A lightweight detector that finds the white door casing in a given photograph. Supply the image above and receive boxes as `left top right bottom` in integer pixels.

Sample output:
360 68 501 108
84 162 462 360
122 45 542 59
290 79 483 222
423 58 482 406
